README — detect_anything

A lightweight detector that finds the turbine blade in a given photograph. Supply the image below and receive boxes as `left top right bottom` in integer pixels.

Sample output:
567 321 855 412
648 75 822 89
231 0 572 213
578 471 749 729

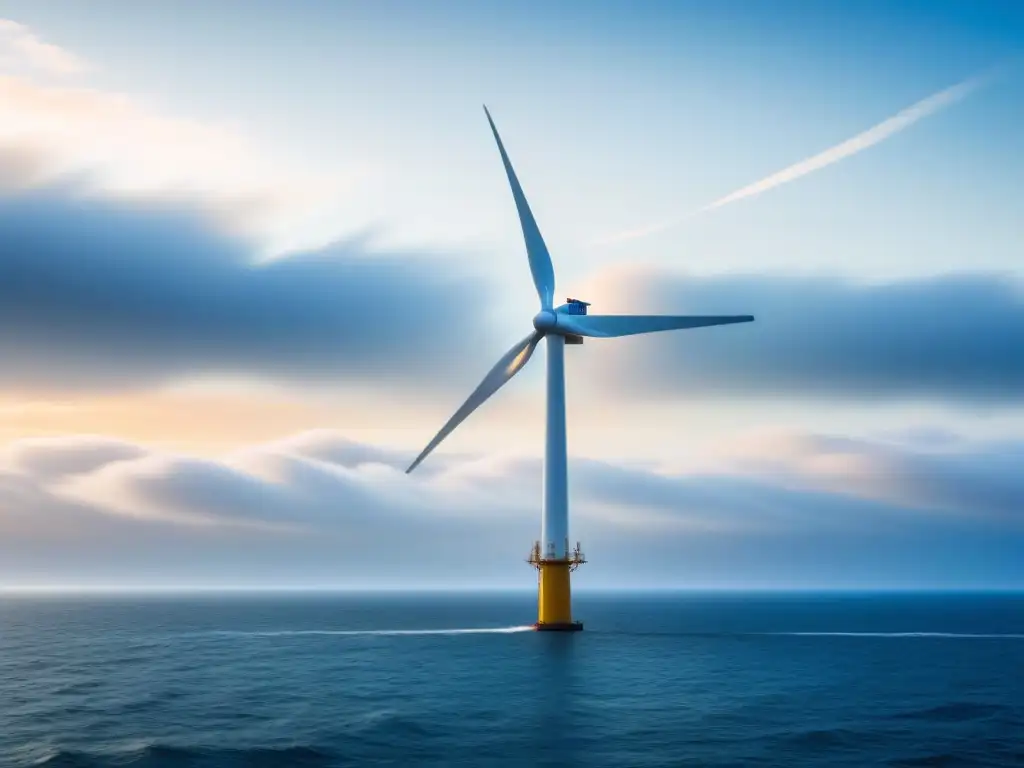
406 330 542 473
556 314 754 338
483 105 556 309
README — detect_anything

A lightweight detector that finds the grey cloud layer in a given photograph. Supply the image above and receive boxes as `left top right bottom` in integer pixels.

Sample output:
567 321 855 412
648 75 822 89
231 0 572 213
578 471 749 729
1 430 1020 589
579 268 1024 402
3 162 1022 405
0 183 490 392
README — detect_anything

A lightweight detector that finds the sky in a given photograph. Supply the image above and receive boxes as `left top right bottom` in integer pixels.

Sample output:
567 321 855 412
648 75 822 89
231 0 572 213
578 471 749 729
0 0 1022 590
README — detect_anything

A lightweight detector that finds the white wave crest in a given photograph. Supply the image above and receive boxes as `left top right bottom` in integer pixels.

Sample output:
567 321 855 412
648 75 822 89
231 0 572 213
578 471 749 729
763 632 1024 639
197 625 535 638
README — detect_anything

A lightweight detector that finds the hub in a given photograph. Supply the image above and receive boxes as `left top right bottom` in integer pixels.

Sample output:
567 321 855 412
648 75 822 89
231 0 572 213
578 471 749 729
533 310 557 332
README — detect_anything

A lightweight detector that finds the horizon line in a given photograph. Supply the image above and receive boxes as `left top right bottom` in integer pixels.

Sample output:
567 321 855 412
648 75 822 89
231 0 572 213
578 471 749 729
2 585 1021 596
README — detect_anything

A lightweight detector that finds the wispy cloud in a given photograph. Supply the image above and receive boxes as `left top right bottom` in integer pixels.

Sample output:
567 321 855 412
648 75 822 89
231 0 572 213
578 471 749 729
0 18 356 250
596 69 998 246
0 19 87 76
0 74 342 237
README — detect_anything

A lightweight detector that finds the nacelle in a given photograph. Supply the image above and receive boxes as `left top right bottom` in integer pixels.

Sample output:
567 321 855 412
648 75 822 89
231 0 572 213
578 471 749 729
555 299 590 344
558 298 591 316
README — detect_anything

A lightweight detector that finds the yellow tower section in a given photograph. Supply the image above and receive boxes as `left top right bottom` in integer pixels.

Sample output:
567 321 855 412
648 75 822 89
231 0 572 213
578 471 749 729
528 541 586 631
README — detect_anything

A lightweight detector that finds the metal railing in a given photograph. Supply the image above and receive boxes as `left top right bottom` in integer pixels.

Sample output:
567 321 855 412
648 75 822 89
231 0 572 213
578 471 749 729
527 540 587 571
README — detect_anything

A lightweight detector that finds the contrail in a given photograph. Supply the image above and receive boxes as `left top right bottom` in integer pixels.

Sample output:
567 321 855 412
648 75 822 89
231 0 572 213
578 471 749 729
595 68 998 246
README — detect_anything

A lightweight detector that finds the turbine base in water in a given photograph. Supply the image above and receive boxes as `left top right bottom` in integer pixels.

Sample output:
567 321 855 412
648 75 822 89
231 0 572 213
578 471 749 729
528 541 586 630
533 621 584 632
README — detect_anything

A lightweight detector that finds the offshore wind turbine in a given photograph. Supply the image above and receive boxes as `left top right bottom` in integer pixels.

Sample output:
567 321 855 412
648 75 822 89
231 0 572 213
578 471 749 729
406 107 754 631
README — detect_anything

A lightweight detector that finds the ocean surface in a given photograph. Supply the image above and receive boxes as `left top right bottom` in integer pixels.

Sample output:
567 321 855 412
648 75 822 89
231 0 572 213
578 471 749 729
1 591 1022 767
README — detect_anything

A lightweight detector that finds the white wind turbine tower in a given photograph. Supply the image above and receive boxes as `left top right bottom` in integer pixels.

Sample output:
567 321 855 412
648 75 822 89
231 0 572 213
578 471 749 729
406 107 754 630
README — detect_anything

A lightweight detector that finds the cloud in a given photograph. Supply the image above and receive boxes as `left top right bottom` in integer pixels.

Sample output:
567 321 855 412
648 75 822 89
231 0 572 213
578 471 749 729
5 182 1020 405
0 143 59 190
597 68 996 245
0 62 347 244
4 177 1020 406
56 453 301 529
0 19 87 76
0 429 1021 589
702 431 1024 523
0 26 503 397
575 266 1024 403
2 435 145 480
0 183 494 393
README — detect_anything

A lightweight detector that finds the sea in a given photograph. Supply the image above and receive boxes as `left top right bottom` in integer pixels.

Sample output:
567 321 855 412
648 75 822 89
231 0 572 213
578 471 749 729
1 591 1022 767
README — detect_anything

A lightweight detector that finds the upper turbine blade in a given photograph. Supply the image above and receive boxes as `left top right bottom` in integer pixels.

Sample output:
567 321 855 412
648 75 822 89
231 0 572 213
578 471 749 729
484 106 556 309
406 330 543 474
555 314 754 338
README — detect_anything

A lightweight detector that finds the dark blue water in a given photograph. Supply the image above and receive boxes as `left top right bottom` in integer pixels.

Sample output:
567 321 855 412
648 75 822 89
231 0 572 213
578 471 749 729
2 592 1022 767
